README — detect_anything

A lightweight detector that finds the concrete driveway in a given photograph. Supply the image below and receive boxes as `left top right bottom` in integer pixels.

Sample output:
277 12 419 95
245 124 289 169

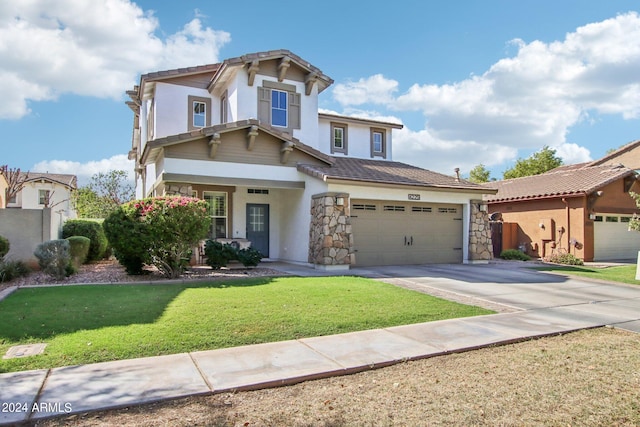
347 261 640 333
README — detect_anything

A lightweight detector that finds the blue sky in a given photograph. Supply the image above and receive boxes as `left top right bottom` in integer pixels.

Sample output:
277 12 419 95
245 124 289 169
1 0 639 184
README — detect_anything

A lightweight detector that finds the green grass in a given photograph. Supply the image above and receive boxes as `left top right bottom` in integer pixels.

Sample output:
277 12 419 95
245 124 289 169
0 276 493 373
534 264 640 285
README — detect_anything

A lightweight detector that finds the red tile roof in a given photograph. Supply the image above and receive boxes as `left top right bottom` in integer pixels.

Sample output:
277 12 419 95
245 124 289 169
482 163 635 202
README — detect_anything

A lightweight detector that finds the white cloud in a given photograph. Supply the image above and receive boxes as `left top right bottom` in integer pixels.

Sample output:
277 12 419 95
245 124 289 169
333 74 399 106
332 12 640 175
0 0 230 119
32 154 134 186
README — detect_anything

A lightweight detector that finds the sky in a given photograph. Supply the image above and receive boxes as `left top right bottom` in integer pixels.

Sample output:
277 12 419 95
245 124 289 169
1 0 640 184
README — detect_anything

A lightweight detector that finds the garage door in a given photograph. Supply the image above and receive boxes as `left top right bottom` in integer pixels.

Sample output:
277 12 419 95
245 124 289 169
594 214 640 260
350 199 463 266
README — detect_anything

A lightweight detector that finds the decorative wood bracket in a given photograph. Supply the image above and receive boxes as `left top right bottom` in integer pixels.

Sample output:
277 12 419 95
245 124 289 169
281 141 294 164
247 60 260 86
208 133 221 158
278 56 291 82
247 126 259 151
305 72 318 96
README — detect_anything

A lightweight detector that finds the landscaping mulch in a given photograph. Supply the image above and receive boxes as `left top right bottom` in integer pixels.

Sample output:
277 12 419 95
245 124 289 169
0 260 284 294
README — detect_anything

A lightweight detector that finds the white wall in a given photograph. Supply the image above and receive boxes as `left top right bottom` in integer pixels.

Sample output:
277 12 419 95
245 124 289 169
154 82 214 139
163 158 305 184
318 119 394 160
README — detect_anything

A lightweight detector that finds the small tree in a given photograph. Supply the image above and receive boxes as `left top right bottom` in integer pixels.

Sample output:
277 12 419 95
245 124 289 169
72 170 135 218
468 164 493 183
104 196 210 278
0 165 29 206
628 192 640 233
503 146 563 179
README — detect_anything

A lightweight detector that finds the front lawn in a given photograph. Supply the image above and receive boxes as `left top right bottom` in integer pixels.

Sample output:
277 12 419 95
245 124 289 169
534 264 639 285
0 276 493 373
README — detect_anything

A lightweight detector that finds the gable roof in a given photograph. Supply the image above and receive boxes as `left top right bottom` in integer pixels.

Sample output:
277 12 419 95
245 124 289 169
298 157 494 193
141 119 334 166
588 139 640 168
16 172 78 189
482 163 635 203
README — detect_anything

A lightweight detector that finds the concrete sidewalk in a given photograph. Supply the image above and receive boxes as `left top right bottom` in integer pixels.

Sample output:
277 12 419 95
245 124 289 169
2 261 640 425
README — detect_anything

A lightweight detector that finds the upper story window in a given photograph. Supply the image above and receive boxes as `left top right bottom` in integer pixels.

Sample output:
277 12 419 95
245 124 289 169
38 189 50 206
330 122 348 154
370 128 386 158
258 81 301 133
193 101 206 127
220 91 228 124
187 95 211 131
271 90 288 127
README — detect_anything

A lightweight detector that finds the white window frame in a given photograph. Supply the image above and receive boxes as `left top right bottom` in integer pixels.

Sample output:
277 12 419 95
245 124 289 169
193 101 206 128
271 89 288 127
203 191 228 238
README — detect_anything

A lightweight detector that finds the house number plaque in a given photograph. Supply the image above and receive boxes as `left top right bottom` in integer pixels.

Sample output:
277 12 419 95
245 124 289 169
408 194 420 200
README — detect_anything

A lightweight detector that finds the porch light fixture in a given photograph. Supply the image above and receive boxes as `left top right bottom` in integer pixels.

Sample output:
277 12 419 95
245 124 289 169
335 197 345 206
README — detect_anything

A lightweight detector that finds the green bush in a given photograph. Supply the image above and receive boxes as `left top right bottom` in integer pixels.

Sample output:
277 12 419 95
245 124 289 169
0 235 9 261
499 249 531 261
204 240 264 269
546 252 584 265
62 220 108 261
204 240 237 269
66 236 91 269
237 247 264 267
105 196 210 278
0 260 30 283
103 207 152 275
34 239 73 280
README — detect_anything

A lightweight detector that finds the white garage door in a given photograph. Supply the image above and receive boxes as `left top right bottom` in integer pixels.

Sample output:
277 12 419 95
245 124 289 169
593 214 640 260
350 199 463 267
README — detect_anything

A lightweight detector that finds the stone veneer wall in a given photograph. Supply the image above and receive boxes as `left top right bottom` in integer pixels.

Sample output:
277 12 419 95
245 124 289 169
309 192 353 266
469 199 493 261
164 183 193 197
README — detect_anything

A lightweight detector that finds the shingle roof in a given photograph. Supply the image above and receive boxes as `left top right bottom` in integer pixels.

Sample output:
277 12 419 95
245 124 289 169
297 157 493 192
22 172 77 189
482 163 635 203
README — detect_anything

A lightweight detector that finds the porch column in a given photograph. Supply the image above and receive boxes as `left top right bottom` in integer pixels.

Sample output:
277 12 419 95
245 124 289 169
309 192 353 270
468 199 493 263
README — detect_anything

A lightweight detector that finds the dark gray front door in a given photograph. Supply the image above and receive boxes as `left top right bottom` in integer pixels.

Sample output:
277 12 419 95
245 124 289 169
247 204 269 257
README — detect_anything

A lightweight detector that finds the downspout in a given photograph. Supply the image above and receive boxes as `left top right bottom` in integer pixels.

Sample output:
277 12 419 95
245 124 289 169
562 198 570 254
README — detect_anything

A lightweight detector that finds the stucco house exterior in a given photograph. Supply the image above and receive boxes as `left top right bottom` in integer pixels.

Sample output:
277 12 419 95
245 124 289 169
4 172 77 215
127 50 496 269
483 163 640 261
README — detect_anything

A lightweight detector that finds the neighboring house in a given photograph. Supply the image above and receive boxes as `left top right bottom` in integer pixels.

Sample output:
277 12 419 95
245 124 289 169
483 163 640 261
127 49 496 269
589 139 640 170
6 172 77 215
0 173 7 209
0 172 77 265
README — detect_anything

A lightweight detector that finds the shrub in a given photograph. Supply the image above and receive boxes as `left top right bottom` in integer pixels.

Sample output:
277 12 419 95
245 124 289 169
66 236 91 269
62 220 108 261
105 196 210 278
204 240 237 269
34 239 73 280
0 260 30 283
0 235 9 261
500 249 531 261
103 207 152 275
204 240 264 269
237 247 264 267
545 252 584 266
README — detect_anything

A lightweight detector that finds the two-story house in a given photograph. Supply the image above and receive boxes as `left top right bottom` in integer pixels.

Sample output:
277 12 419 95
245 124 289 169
4 172 76 214
127 50 496 269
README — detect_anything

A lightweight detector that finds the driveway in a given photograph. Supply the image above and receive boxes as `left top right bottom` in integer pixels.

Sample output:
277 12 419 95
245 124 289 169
346 262 640 333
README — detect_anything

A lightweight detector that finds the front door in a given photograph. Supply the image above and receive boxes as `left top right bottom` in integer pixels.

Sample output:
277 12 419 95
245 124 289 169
247 204 269 257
